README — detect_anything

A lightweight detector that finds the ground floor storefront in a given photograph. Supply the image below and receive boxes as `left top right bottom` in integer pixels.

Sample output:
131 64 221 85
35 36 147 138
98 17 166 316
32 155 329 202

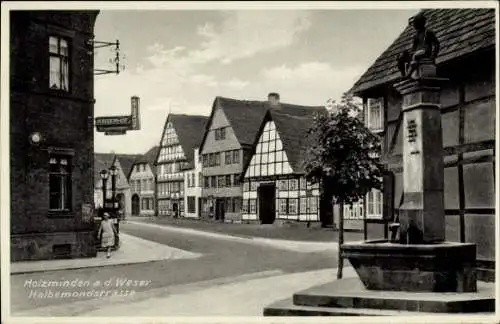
130 193 155 217
241 176 321 225
157 179 185 217
199 196 243 223
157 197 184 217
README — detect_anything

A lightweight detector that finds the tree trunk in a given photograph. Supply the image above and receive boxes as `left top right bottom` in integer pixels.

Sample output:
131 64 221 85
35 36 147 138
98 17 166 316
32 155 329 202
337 200 344 279
320 184 334 227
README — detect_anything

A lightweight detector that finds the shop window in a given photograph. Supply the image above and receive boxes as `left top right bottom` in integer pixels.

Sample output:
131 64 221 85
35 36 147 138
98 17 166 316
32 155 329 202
233 197 241 213
249 199 257 213
309 196 318 214
278 198 288 214
242 199 249 213
300 197 307 214
288 199 298 214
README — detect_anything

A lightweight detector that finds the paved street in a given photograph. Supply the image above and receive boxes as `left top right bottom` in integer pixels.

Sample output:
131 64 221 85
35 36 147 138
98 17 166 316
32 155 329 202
10 221 340 316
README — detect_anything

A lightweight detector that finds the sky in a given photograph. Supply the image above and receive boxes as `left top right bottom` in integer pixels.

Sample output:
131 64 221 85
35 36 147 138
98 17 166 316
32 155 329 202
93 8 419 154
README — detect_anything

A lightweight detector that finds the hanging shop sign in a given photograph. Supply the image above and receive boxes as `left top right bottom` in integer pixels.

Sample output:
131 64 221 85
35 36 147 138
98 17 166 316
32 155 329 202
95 96 141 135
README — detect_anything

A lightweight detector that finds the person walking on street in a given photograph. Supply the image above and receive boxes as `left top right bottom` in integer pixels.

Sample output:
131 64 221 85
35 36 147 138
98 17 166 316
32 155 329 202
98 212 116 258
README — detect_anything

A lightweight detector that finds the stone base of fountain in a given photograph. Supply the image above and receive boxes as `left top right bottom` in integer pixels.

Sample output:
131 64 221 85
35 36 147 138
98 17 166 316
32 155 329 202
342 240 477 292
262 240 492 316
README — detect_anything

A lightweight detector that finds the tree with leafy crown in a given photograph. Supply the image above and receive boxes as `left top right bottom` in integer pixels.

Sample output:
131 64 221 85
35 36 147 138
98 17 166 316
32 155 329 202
303 92 384 278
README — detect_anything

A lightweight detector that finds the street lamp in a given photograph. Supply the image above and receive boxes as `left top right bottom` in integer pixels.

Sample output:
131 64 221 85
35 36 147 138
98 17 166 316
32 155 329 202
173 192 180 218
100 169 109 206
109 165 118 209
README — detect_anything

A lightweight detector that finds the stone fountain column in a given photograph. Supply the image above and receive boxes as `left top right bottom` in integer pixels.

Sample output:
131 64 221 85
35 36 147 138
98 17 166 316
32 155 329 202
263 61 493 317
341 61 477 293
393 59 446 244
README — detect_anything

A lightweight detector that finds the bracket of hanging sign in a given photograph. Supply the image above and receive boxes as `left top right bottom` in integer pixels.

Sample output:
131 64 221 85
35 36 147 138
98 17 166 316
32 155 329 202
88 39 124 75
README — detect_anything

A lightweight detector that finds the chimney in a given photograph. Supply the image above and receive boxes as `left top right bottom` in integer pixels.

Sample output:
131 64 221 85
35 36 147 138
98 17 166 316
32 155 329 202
268 92 280 106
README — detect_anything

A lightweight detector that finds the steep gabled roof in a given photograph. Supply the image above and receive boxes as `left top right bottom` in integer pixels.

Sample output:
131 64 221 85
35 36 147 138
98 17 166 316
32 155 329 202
157 114 209 168
350 8 495 95
272 110 321 174
144 145 160 165
216 97 269 147
115 154 142 179
241 105 327 177
199 96 326 153
132 145 160 175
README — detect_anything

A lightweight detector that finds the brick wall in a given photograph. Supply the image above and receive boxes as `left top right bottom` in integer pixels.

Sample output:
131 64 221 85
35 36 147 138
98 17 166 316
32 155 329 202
10 11 99 261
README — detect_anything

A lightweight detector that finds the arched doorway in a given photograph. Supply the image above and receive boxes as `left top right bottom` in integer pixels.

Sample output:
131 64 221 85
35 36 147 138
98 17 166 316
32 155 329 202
131 194 140 216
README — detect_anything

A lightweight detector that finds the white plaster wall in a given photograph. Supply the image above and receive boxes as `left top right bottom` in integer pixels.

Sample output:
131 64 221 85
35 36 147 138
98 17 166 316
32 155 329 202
184 148 203 218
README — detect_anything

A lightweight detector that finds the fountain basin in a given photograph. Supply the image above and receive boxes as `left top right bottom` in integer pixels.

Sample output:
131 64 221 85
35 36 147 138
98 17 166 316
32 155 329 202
343 240 477 292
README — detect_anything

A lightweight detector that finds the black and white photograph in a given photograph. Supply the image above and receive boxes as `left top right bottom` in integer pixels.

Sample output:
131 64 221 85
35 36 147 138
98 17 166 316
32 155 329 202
1 1 498 323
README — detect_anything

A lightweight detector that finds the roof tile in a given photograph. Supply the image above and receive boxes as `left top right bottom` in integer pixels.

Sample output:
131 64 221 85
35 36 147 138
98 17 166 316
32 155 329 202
351 9 495 95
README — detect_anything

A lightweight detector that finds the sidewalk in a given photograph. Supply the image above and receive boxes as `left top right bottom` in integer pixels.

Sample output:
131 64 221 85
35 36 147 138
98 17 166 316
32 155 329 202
128 216 365 243
10 233 202 274
128 220 356 253
14 267 359 317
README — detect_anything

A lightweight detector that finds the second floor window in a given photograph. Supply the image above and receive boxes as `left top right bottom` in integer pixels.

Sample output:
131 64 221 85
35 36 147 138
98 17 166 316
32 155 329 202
233 174 241 187
365 98 384 132
218 176 226 188
232 150 240 164
49 36 69 91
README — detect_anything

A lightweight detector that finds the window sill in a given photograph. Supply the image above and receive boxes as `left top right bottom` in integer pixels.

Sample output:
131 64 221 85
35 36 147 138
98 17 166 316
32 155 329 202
48 210 74 218
48 88 72 98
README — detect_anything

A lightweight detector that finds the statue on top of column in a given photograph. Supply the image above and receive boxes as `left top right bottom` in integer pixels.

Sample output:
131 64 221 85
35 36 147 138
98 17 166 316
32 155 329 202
397 13 440 79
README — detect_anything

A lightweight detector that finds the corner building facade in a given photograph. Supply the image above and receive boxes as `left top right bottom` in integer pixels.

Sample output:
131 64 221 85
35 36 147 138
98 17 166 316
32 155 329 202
10 11 99 261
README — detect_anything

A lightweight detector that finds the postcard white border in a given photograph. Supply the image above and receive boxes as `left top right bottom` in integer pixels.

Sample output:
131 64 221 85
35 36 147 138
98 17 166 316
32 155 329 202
1 1 499 324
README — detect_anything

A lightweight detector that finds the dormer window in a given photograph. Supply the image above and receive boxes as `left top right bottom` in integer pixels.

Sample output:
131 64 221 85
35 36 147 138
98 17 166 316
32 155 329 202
364 98 384 133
